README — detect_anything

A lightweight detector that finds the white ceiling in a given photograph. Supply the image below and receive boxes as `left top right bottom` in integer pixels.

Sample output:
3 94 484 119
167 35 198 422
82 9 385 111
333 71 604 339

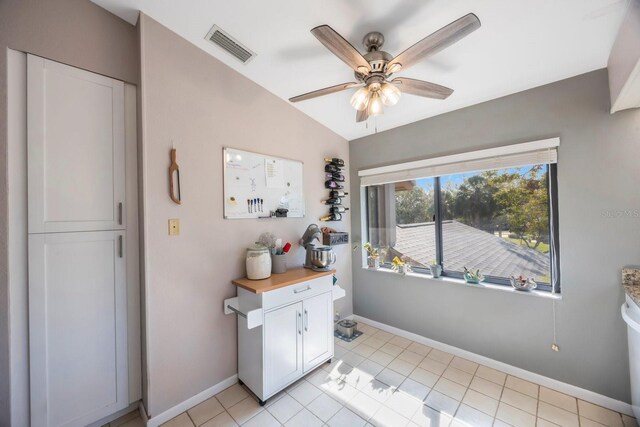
91 0 629 140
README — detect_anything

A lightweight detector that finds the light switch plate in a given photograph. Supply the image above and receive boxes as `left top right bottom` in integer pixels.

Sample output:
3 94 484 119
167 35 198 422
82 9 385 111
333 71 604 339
168 218 180 236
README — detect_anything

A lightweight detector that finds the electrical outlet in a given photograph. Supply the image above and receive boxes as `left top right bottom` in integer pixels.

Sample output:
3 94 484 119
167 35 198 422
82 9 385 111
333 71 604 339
168 218 180 236
551 343 560 352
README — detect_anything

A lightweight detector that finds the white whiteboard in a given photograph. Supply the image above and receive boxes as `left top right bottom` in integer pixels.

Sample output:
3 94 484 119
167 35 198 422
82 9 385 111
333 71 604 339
223 148 305 219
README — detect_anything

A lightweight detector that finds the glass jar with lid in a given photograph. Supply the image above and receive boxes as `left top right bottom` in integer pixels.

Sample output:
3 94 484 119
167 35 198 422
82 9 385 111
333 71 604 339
246 244 272 280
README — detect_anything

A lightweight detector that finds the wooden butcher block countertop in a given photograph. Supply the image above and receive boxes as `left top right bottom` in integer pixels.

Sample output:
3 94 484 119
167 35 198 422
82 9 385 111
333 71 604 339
232 267 335 294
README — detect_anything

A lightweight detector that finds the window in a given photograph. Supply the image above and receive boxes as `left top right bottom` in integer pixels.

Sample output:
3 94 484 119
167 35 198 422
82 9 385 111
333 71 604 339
362 140 560 292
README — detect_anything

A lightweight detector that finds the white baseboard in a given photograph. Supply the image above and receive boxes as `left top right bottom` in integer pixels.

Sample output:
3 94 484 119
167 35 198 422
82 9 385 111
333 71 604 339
353 315 634 417
143 375 238 427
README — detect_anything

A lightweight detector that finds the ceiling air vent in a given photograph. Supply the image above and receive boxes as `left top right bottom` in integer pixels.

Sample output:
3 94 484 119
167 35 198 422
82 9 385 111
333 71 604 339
205 25 256 64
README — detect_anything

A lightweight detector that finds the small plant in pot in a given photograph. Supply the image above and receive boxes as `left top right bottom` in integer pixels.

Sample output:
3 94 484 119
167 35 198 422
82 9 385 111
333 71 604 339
463 267 484 284
391 256 412 275
510 275 537 291
429 261 442 278
363 242 385 269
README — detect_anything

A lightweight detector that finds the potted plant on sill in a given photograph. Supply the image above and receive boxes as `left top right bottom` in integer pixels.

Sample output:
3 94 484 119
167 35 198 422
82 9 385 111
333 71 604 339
391 256 412 275
463 267 484 284
363 242 385 269
510 275 537 291
429 261 442 278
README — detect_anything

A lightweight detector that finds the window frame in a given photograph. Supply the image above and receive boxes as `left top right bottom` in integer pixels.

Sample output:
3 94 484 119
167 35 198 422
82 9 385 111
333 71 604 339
363 163 561 293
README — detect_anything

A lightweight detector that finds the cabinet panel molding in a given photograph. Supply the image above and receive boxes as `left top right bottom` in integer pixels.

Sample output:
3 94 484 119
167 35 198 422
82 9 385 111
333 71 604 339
29 231 128 426
27 54 125 234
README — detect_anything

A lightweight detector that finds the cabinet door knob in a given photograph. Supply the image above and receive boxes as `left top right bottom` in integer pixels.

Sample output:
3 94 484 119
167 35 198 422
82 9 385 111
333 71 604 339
297 311 302 335
304 309 309 332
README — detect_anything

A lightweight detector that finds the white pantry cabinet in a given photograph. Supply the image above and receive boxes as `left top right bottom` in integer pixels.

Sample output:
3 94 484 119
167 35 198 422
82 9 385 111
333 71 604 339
228 268 343 404
27 54 125 234
26 54 137 427
28 231 128 427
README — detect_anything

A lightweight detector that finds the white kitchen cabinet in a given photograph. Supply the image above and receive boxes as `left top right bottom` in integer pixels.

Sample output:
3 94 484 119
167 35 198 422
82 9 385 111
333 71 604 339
27 54 125 234
229 268 344 404
302 292 333 372
25 54 137 427
264 302 303 394
28 231 128 427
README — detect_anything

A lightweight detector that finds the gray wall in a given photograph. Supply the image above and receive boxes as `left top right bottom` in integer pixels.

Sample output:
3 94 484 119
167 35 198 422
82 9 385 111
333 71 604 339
349 69 640 403
0 0 139 424
139 15 351 417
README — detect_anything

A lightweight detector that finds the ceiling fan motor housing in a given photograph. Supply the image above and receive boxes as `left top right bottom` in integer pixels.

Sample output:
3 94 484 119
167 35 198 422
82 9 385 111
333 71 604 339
355 48 393 82
359 31 394 78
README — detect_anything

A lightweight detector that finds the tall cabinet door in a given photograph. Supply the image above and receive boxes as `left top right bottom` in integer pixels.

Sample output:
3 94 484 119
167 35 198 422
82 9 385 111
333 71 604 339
29 231 127 427
27 54 125 233
264 302 303 395
303 292 333 372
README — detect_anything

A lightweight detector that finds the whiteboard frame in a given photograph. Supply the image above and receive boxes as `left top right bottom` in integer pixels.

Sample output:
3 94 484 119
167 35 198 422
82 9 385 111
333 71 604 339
222 147 305 219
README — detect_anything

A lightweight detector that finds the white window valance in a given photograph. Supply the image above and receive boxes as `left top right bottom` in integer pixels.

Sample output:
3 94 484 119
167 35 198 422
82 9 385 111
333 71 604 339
359 138 559 187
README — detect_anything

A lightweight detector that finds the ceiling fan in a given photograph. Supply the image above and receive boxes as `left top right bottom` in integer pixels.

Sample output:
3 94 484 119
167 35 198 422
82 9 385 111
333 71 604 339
289 13 481 122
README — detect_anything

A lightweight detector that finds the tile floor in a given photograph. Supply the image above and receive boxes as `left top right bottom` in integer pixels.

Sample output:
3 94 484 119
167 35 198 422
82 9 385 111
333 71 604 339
110 322 638 427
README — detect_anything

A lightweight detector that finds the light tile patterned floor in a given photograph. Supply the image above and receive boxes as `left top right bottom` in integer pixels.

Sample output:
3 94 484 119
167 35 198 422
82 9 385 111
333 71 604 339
110 322 638 427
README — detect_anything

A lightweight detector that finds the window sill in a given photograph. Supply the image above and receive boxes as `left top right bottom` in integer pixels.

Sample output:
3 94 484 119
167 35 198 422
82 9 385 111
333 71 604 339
361 266 561 300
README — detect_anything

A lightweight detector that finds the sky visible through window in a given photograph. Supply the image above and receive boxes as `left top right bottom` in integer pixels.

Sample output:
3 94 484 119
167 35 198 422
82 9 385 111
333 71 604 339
417 166 543 190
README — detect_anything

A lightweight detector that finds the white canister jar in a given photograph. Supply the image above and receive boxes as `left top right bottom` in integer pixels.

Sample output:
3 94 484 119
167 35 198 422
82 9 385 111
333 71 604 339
246 244 272 280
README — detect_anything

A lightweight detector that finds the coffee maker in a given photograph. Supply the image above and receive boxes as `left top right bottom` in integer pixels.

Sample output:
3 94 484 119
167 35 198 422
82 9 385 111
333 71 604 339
300 224 336 271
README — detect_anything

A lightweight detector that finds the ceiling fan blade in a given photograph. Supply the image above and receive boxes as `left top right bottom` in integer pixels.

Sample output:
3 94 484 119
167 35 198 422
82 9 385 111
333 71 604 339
386 13 480 75
311 25 372 74
289 82 363 103
392 77 453 99
356 108 369 123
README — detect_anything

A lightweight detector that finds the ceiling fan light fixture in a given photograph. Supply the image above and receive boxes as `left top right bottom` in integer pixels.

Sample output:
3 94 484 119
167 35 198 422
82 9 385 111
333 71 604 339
367 92 384 116
380 82 401 106
369 81 381 91
350 87 370 111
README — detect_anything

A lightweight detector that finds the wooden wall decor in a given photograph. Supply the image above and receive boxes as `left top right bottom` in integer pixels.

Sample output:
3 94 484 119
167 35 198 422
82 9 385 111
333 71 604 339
169 148 181 205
